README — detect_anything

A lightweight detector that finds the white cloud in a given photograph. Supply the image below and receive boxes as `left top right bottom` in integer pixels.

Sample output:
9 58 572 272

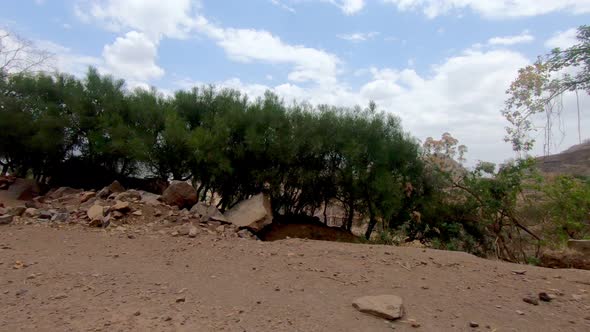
337 31 379 42
488 31 534 46
382 0 590 18
269 0 296 13
75 0 200 40
102 31 164 83
336 0 366 14
545 28 578 49
194 16 341 85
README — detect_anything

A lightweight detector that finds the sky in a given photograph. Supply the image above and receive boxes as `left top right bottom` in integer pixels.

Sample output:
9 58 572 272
1 0 590 165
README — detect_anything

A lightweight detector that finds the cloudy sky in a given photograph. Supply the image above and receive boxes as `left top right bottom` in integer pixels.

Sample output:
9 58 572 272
2 0 590 164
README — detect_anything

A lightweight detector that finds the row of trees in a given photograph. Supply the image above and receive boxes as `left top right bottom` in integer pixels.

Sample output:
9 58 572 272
0 68 423 239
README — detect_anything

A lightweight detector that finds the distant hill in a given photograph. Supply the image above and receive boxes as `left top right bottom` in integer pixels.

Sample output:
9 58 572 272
535 142 590 177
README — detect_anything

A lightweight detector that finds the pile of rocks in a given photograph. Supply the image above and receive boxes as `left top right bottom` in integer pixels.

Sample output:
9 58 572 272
0 179 273 241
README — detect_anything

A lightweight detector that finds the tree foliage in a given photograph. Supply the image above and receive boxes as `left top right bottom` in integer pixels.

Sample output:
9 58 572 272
0 68 423 240
503 25 590 154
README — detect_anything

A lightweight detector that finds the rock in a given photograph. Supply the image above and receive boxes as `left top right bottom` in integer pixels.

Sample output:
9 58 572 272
0 214 14 225
24 208 38 217
539 292 553 302
190 202 227 223
237 229 254 239
110 200 131 213
225 193 273 232
111 211 124 219
116 190 142 202
188 226 198 238
9 206 26 217
567 239 590 255
38 210 52 220
216 225 225 233
132 210 143 216
80 191 96 203
352 295 404 320
25 200 40 209
176 296 186 303
516 310 525 315
160 181 198 209
97 187 111 199
87 204 105 221
140 191 161 206
469 321 479 328
523 295 539 305
108 180 125 193
51 212 69 222
46 187 82 200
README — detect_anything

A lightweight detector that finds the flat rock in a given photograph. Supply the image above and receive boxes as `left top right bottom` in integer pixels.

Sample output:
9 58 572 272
110 200 130 213
87 205 105 221
225 193 273 232
352 295 404 320
190 202 227 223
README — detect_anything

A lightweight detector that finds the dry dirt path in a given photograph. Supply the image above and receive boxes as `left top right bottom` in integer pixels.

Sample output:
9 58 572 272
1 225 589 332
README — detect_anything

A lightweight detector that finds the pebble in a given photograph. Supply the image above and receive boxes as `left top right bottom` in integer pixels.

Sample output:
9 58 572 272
469 321 479 328
516 310 525 315
523 295 539 305
538 292 553 302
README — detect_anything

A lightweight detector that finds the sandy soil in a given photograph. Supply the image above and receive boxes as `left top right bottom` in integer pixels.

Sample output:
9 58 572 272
1 224 589 332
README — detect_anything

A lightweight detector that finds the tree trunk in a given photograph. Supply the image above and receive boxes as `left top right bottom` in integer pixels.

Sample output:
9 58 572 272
364 203 377 240
1 164 8 176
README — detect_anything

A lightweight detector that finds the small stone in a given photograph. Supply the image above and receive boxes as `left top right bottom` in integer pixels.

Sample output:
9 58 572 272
523 295 539 305
51 293 68 300
171 231 180 237
511 270 527 275
132 210 143 216
469 321 479 328
15 289 28 297
163 316 172 322
539 292 553 302
51 212 69 222
216 225 225 233
188 226 198 238
23 208 38 217
133 311 141 316
176 296 186 303
516 310 525 315
127 234 136 239
352 295 404 320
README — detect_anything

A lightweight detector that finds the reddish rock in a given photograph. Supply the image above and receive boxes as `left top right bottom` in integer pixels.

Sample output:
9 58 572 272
160 181 197 209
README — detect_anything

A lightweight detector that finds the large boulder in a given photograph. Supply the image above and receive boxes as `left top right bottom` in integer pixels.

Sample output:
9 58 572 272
225 193 273 232
160 181 197 209
352 295 404 320
190 202 227 223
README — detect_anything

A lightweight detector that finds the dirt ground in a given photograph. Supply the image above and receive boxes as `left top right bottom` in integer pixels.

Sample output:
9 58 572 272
0 224 589 332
